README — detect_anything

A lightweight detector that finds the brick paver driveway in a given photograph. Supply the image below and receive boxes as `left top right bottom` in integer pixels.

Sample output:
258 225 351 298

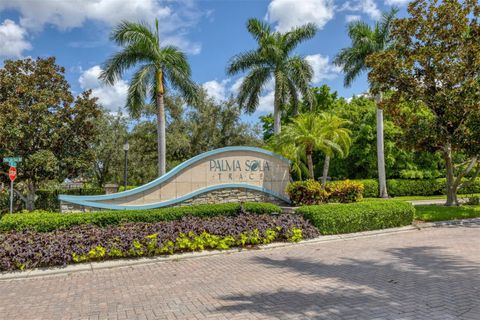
0 225 479 320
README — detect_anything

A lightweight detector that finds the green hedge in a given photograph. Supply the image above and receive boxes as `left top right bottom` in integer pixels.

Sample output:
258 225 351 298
35 188 104 211
296 200 415 235
350 178 480 198
0 202 281 233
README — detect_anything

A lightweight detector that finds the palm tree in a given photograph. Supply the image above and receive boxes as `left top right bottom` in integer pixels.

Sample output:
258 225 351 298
227 18 317 134
333 9 397 198
269 113 350 180
101 20 198 176
318 113 352 187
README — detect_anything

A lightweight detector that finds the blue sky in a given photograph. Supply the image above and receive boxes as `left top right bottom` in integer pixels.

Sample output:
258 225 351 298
0 0 408 124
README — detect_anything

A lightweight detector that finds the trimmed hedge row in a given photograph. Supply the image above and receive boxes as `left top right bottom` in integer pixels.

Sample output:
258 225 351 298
296 200 415 235
346 178 480 198
0 202 281 233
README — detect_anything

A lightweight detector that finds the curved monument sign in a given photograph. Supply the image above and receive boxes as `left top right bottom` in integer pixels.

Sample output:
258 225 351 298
59 146 291 211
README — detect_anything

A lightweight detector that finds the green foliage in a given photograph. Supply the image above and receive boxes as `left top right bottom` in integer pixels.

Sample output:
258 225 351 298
286 180 329 206
286 180 363 206
70 225 304 265
368 0 480 204
0 202 281 232
227 18 317 132
286 227 303 242
386 179 444 197
242 202 281 214
126 92 262 186
327 180 364 203
414 205 480 222
35 188 104 211
0 57 102 210
297 200 415 235
269 113 351 179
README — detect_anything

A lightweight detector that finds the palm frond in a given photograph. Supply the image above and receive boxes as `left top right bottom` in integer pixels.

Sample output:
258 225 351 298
126 64 155 118
100 43 157 85
111 20 157 47
237 67 271 113
247 18 272 42
227 51 268 75
283 23 317 53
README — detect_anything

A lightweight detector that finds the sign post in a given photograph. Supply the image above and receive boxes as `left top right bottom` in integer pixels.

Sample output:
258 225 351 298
8 167 16 214
3 157 21 214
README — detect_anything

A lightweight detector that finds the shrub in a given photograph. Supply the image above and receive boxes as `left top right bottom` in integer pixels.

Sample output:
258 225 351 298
286 180 329 206
35 188 104 211
327 180 364 203
0 213 319 271
0 202 282 233
386 179 444 197
242 202 281 214
296 200 415 235
354 179 378 198
286 180 364 206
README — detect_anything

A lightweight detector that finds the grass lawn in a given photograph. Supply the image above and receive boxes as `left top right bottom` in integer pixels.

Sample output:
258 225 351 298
365 193 480 202
414 204 480 222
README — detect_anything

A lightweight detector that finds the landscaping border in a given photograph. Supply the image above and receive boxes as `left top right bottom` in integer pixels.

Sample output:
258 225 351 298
3 217 477 281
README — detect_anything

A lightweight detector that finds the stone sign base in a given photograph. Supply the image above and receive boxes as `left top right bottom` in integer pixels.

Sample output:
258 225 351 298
60 187 288 213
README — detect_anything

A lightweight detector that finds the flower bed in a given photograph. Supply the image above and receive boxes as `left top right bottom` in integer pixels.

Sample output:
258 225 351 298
0 214 319 271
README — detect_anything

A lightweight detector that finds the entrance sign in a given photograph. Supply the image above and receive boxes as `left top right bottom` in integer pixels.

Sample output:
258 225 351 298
59 146 291 211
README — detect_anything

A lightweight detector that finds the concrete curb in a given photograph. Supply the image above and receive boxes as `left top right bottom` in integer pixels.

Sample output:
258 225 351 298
1 218 478 281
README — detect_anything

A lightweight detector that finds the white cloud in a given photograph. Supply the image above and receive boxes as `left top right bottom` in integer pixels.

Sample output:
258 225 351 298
202 79 231 103
230 77 244 95
257 90 275 113
305 54 341 83
340 0 381 20
384 0 410 5
79 65 128 112
0 0 203 54
0 19 31 57
266 0 334 32
345 15 361 23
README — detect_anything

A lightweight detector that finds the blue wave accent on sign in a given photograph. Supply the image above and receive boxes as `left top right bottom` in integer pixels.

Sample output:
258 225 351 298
59 146 291 209
60 184 290 210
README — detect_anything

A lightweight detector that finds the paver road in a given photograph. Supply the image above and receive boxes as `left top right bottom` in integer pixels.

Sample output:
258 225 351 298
0 225 479 320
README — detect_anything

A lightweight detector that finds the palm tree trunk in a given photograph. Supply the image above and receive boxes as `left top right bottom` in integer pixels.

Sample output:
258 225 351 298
156 71 166 176
306 145 314 179
375 93 388 198
273 83 281 134
321 155 330 188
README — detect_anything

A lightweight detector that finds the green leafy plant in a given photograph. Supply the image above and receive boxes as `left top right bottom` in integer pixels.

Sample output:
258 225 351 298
0 202 281 232
297 200 414 235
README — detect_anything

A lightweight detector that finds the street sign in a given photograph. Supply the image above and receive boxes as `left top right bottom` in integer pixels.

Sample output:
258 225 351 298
8 167 16 182
3 157 22 168
3 157 22 163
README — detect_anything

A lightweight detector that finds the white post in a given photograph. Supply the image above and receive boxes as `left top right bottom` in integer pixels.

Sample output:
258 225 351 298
10 179 13 214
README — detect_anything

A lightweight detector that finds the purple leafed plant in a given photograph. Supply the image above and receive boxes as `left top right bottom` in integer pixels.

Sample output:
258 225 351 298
0 214 319 271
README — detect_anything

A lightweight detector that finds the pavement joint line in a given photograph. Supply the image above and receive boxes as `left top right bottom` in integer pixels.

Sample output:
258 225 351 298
0 217 478 281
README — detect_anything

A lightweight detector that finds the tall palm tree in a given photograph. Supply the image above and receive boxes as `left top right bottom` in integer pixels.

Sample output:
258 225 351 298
101 20 198 176
269 113 350 179
318 113 352 187
227 18 317 134
333 9 397 198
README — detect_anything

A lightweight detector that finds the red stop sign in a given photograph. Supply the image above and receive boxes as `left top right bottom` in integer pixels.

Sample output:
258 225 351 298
8 167 16 182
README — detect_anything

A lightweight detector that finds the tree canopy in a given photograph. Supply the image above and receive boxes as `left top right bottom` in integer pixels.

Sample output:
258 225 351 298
368 0 480 205
0 57 102 210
